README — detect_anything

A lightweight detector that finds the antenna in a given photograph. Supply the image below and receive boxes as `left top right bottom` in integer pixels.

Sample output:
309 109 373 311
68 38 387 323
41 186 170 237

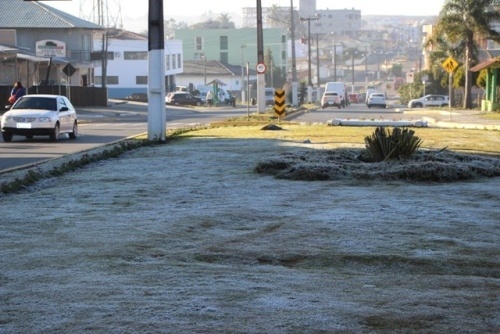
79 0 123 29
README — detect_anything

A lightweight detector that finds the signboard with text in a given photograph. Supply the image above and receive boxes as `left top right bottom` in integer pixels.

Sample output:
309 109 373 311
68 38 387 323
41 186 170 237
35 40 66 58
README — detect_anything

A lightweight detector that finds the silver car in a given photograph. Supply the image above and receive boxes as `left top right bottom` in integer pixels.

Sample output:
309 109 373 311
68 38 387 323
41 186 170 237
1 94 78 142
408 95 449 108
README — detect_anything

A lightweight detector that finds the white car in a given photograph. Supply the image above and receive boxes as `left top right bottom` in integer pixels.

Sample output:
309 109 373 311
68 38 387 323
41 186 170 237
408 95 449 108
367 93 387 108
321 92 342 109
1 94 78 142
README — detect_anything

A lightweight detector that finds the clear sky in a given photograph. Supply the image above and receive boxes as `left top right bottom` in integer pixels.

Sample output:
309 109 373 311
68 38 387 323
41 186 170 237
44 0 446 20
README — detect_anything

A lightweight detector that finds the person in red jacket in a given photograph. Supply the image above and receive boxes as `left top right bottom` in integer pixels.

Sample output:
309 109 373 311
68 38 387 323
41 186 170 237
9 81 26 104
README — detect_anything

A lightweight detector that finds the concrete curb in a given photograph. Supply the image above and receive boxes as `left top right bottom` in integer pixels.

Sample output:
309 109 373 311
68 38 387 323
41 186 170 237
423 116 500 131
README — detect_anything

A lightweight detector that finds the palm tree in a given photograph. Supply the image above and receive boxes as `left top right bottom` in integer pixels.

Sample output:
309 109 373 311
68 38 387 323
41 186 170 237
217 13 235 29
435 0 500 108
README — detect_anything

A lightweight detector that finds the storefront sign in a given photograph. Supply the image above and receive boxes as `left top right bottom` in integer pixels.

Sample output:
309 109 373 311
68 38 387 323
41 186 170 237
36 39 66 57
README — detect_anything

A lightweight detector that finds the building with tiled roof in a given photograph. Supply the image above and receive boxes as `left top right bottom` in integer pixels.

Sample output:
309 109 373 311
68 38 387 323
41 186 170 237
0 0 104 88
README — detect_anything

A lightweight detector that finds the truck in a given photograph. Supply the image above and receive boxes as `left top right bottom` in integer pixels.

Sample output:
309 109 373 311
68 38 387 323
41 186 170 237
324 82 347 107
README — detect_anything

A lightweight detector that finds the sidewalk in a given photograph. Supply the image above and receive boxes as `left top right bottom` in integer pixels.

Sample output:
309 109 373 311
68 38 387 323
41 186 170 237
417 108 500 130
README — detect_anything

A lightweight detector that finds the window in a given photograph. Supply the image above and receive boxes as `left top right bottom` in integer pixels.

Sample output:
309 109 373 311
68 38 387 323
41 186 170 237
172 55 176 69
136 76 148 85
220 36 228 50
124 51 148 60
177 54 182 68
90 51 114 61
95 76 119 85
195 36 203 51
165 54 170 70
220 52 228 63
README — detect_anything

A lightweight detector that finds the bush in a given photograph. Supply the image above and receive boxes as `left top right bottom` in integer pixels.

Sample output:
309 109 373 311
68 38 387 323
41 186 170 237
364 127 422 162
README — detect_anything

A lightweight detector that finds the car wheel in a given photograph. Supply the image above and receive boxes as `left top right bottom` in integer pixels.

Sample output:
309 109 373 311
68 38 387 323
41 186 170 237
196 101 202 106
69 121 78 139
2 132 13 142
415 103 423 108
338 105 341 109
368 105 372 108
25 134 34 140
49 123 60 141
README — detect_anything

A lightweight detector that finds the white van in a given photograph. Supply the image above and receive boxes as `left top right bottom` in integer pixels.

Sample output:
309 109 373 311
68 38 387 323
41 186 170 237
196 85 231 104
264 87 275 105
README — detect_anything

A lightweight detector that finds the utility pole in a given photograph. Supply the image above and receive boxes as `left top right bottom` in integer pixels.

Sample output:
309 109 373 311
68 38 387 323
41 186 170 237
240 45 246 103
300 14 319 101
256 0 265 113
290 0 297 106
316 33 320 89
147 0 166 141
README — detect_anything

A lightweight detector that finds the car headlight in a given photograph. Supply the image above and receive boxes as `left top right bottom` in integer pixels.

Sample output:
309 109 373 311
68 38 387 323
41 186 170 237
37 117 52 122
2 116 11 122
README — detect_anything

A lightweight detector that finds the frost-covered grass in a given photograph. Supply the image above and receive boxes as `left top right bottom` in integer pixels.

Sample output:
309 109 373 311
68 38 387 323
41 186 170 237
255 148 500 182
0 137 499 333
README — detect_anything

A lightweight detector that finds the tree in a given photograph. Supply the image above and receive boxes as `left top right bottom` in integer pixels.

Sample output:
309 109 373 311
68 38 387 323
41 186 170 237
435 0 500 108
190 13 235 29
163 19 188 39
217 13 235 29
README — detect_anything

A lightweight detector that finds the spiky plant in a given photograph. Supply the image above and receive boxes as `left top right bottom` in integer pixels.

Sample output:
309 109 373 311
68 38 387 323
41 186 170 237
364 127 422 162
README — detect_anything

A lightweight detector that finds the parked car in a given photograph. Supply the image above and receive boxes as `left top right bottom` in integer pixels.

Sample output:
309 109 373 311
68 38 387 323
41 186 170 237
165 92 202 106
367 93 387 108
321 92 342 109
125 93 148 102
1 94 78 142
408 95 449 108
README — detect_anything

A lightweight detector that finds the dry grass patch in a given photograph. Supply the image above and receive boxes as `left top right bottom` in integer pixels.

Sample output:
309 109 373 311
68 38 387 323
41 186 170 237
176 124 500 154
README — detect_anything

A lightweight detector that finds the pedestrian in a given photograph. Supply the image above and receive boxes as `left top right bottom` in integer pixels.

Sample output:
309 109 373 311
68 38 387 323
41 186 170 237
9 81 26 104
206 90 213 106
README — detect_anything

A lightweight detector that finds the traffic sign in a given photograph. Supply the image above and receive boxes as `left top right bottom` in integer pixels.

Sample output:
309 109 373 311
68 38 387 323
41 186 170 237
62 63 76 77
274 89 286 117
256 62 266 74
442 56 459 73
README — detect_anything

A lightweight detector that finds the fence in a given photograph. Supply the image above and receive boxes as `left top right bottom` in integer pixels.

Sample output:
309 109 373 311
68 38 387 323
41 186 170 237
0 85 108 110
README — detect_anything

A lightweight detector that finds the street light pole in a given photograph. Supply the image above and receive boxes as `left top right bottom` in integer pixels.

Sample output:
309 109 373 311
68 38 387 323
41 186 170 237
241 44 246 103
351 50 356 94
300 14 319 101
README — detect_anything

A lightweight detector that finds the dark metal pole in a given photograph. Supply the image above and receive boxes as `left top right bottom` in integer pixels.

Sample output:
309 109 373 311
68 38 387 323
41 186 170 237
316 33 320 87
290 0 298 106
333 44 337 82
290 0 297 83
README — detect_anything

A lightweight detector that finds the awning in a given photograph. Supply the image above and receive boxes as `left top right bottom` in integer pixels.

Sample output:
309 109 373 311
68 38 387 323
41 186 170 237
470 58 500 72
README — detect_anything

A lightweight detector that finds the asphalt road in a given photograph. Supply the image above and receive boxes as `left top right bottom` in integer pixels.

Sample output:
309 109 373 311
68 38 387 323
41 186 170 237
0 102 248 173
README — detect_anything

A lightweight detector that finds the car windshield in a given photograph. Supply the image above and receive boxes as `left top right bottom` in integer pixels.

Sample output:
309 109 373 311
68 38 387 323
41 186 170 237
14 97 57 111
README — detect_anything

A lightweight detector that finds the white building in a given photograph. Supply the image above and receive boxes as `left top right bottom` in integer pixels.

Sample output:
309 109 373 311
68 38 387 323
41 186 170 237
93 30 183 99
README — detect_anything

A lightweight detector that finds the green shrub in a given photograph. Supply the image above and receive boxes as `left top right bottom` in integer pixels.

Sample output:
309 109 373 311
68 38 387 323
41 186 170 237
364 127 422 162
